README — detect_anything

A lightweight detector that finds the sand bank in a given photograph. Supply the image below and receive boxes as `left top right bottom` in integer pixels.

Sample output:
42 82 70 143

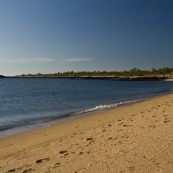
164 79 173 81
0 94 173 173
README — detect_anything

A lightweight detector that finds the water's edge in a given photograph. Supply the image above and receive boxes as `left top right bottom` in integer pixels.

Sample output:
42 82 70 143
1 89 172 139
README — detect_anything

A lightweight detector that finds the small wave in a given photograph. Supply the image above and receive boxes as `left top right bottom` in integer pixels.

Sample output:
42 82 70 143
88 89 173 114
70 98 146 117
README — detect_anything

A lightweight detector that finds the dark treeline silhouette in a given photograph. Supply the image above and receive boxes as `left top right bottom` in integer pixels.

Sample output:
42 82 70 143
20 67 173 77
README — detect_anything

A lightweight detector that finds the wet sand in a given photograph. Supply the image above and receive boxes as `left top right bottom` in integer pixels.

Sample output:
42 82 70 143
0 94 173 173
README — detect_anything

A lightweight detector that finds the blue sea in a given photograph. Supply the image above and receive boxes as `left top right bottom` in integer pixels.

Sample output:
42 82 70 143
0 78 173 138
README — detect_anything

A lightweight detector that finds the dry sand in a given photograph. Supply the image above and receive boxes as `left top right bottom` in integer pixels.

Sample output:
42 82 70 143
0 94 173 173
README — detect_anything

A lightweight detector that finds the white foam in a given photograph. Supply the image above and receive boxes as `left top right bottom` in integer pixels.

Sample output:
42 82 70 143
71 98 146 116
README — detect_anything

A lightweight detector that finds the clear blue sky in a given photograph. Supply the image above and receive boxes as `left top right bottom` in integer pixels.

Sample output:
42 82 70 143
0 0 173 76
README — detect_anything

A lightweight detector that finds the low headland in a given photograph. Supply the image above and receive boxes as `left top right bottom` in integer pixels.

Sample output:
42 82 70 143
0 93 173 172
1 67 173 81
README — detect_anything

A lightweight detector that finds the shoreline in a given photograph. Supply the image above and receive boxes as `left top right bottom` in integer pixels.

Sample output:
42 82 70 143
0 90 172 139
0 93 173 172
2 75 173 81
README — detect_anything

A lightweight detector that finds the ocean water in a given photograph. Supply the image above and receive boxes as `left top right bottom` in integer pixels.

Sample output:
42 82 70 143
0 78 173 138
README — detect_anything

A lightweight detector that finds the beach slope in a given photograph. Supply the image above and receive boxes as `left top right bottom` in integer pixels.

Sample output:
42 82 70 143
0 94 173 173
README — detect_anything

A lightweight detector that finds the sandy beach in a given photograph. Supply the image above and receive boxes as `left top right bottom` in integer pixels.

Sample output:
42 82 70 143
0 94 173 173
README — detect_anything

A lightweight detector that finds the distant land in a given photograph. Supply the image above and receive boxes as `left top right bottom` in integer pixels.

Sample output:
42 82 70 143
1 67 173 81
0 75 5 78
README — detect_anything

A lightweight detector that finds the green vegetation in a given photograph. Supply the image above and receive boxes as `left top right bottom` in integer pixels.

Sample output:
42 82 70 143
19 67 173 77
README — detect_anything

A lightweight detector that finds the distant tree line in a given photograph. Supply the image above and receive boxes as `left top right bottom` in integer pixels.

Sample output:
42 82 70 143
20 67 173 77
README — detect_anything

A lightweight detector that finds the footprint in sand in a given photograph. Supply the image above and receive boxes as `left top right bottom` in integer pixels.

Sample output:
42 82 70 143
7 169 15 172
52 162 61 168
164 118 171 123
131 114 136 116
118 122 124 125
86 137 94 141
59 150 70 158
108 137 112 140
152 115 157 118
35 158 49 164
149 125 156 128
59 150 68 154
78 152 84 155
22 168 34 173
117 141 122 145
117 129 123 132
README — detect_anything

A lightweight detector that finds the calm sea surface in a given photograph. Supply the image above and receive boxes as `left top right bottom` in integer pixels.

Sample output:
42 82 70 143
0 78 173 138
